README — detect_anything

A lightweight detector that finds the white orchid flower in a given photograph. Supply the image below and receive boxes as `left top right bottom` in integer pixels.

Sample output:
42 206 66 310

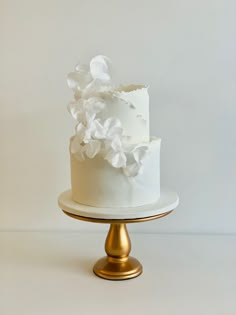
67 99 84 121
84 97 106 115
71 136 101 161
67 55 112 100
75 115 97 144
93 117 123 140
105 135 127 168
123 145 148 177
83 140 101 158
89 55 111 81
67 96 105 123
68 99 96 144
68 97 105 123
81 55 112 97
67 64 92 99
68 96 106 143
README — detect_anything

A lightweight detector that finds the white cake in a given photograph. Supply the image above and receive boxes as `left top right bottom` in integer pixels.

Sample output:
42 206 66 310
67 55 161 208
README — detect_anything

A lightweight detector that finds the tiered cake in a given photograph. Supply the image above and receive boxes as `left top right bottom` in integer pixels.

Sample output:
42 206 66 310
67 55 161 208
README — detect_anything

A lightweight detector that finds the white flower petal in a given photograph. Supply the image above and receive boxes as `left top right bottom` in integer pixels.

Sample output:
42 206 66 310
111 136 123 152
90 55 111 81
67 68 92 92
104 149 114 164
103 118 123 139
132 145 148 164
67 72 80 91
84 140 101 159
84 97 106 114
123 163 141 177
83 120 98 143
107 126 123 139
93 120 106 139
75 123 86 142
82 80 100 98
104 117 121 130
113 152 127 168
105 150 127 168
82 79 112 98
85 111 96 125
67 100 83 121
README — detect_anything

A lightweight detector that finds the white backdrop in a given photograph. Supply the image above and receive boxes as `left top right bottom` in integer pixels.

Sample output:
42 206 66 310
1 0 235 233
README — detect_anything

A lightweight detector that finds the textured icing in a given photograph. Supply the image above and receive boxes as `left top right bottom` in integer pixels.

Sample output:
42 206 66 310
71 138 161 207
100 85 150 144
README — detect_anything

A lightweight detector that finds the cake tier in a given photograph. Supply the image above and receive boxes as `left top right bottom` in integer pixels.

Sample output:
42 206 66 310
98 85 149 144
70 138 161 208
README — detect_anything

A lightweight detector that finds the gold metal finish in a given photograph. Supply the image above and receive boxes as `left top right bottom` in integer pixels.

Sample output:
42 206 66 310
93 223 142 280
62 209 173 224
62 209 174 280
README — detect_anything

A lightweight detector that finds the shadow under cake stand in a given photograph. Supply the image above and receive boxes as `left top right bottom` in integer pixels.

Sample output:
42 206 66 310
58 190 179 280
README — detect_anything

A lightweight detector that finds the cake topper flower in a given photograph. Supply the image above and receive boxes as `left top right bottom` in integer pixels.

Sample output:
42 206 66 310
104 135 127 168
67 55 149 177
67 55 112 100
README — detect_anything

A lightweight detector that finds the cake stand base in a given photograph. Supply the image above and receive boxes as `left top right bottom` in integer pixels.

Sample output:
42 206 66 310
59 190 179 280
94 256 142 280
93 223 142 280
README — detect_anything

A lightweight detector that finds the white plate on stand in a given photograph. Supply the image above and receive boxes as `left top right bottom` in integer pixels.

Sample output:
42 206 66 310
58 189 179 220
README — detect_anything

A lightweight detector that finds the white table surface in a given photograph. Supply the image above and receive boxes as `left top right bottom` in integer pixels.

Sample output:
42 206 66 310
1 232 235 315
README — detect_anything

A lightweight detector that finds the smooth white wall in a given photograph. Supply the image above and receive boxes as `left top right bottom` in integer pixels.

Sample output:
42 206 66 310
1 0 235 233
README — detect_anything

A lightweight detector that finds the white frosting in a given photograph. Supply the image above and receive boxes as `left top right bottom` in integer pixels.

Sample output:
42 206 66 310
71 138 161 208
99 85 149 144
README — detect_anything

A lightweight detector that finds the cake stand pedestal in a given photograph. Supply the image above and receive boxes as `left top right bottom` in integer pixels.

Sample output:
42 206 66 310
58 190 179 280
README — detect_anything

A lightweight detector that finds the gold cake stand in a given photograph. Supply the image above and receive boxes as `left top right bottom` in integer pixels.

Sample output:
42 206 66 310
58 190 179 281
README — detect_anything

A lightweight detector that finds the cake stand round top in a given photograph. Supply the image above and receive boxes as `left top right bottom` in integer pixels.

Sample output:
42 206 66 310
58 189 179 223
